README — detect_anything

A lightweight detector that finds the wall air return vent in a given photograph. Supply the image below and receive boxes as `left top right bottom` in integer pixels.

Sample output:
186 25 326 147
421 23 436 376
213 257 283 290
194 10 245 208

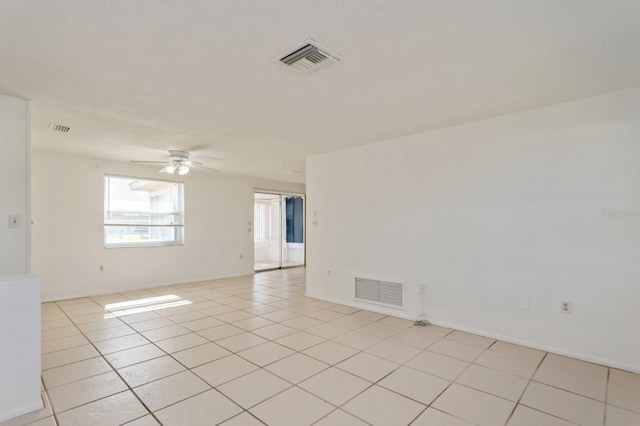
277 39 342 74
48 123 71 133
355 277 404 309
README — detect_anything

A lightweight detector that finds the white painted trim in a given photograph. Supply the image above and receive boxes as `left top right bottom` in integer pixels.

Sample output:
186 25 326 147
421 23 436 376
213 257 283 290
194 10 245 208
307 291 416 321
253 191 306 269
305 291 640 374
254 189 305 197
41 271 252 303
0 400 44 423
425 318 640 375
25 101 31 274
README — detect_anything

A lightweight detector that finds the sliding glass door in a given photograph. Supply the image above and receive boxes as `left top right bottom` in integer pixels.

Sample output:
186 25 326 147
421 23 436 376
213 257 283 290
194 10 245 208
282 195 304 268
254 192 305 271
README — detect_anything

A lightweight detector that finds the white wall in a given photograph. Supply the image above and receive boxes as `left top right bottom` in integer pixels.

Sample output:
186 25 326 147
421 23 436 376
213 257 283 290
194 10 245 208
0 95 42 422
0 95 29 275
306 87 640 372
0 275 42 422
32 151 304 301
0 95 40 422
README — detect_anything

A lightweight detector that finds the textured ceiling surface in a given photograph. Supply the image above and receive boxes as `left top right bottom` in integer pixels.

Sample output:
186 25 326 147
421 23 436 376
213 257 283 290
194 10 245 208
1 1 639 183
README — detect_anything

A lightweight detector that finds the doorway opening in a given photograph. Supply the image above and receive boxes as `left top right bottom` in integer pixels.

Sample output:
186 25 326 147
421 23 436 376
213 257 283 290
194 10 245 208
254 192 305 271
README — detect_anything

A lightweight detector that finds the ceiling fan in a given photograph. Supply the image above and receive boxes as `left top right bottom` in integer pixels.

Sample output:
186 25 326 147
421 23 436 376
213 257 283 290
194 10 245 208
131 150 217 175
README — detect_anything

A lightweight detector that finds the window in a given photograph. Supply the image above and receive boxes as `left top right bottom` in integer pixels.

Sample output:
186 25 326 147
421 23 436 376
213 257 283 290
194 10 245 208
254 201 270 241
285 196 304 243
104 175 184 247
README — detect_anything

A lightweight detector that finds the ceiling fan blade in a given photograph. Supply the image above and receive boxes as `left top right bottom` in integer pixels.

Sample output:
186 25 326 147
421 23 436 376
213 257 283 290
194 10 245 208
191 164 220 173
199 154 225 161
131 160 169 165
185 144 209 152
181 146 224 162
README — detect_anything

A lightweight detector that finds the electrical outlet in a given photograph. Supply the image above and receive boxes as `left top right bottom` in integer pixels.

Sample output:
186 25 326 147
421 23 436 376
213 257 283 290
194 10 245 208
99 265 104 272
419 284 425 295
561 300 572 314
240 253 244 259
520 297 530 311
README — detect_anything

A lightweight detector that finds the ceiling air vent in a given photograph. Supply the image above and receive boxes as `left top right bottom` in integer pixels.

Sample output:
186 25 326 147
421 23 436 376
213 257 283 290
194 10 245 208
277 39 342 74
48 123 71 133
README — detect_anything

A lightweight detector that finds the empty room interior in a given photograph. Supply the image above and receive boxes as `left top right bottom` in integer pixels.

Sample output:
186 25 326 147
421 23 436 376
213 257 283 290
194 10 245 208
1 1 640 426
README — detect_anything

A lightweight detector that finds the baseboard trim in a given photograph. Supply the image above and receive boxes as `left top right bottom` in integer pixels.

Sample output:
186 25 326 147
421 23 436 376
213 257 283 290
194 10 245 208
307 292 417 321
41 271 254 303
305 291 640 374
0 399 43 423
427 318 640 374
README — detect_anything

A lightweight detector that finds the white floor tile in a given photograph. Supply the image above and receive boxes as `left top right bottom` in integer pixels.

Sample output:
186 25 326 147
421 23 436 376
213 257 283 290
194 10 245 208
171 342 232 368
48 371 127 413
336 352 399 382
432 383 515 426
118 356 185 387
103 344 165 369
379 366 450 405
265 353 329 384
33 272 638 426
218 369 291 408
133 370 210 412
342 385 425 426
456 364 528 401
520 381 605 426
412 407 475 425
154 389 241 425
55 391 147 426
42 356 112 389
299 367 371 406
192 354 258 386
250 387 334 426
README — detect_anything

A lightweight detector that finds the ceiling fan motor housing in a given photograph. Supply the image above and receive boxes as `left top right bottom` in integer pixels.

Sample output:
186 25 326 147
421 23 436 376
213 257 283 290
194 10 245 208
168 150 190 162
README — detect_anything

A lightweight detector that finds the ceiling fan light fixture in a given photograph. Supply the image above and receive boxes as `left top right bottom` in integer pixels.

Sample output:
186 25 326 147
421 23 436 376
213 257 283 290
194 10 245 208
162 164 177 174
134 150 212 175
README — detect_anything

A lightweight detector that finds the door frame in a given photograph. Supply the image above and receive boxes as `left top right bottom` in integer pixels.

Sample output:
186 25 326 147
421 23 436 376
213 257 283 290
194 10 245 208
253 189 306 271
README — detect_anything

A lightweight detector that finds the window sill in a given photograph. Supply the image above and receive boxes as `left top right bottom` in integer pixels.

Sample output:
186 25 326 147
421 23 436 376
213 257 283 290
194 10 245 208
104 242 184 249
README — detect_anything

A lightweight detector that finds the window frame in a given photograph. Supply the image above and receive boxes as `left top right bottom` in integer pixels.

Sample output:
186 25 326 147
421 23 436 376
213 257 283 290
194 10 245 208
254 200 271 242
103 174 185 248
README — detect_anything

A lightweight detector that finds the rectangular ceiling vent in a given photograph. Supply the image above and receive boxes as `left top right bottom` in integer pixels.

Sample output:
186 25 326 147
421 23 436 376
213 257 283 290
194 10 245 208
277 39 342 74
355 277 404 309
48 123 71 133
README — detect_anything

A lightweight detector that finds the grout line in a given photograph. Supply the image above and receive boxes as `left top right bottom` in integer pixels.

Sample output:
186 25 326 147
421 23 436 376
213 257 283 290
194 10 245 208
54 308 166 425
603 367 610 426
503 351 548 425
501 352 599 426
38 269 630 426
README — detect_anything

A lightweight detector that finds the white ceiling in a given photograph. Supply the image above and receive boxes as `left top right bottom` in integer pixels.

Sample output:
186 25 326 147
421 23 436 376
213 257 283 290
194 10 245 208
1 1 639 184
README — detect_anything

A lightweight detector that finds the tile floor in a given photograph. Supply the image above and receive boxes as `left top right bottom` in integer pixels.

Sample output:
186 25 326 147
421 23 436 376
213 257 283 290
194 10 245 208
254 262 303 272
3 268 640 426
